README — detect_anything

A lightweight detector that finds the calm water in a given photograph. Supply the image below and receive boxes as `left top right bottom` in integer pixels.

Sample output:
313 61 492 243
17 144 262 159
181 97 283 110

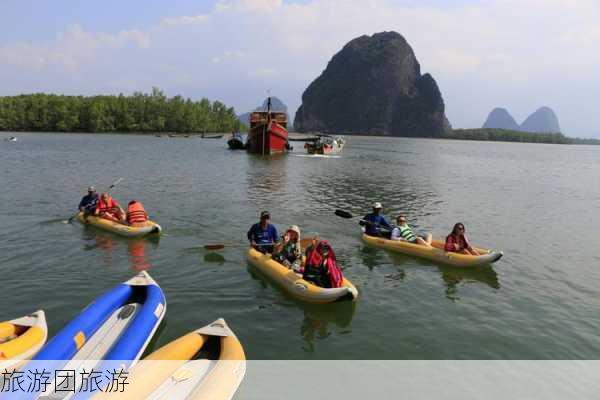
1 132 600 360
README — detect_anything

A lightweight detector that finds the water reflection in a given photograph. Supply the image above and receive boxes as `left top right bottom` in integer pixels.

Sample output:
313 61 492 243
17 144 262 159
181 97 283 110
245 155 288 205
82 230 116 267
300 302 355 353
439 265 500 301
357 246 394 271
80 227 157 271
203 252 226 265
386 252 500 297
128 240 150 271
246 263 357 351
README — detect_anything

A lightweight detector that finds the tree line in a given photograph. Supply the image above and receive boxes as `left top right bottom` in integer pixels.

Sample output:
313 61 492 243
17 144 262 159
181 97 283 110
445 129 600 145
0 88 245 133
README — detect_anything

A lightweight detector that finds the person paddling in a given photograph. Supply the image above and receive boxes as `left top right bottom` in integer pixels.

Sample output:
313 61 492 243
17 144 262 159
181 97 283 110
95 192 125 223
126 200 149 226
444 223 480 255
362 202 393 237
390 215 432 246
247 211 278 253
78 186 99 218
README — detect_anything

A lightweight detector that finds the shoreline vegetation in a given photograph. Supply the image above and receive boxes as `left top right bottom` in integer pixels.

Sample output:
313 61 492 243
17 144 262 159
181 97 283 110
0 88 246 134
1 89 598 145
443 128 600 145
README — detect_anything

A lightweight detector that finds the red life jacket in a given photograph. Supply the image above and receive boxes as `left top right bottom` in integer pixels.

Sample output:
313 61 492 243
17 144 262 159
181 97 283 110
127 202 148 224
97 197 118 213
305 240 344 288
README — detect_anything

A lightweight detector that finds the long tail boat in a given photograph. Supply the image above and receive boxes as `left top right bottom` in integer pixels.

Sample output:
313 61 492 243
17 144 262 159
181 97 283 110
304 135 345 155
246 97 290 155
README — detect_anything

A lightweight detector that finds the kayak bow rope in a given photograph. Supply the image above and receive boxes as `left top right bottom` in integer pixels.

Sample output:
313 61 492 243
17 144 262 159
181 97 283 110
63 177 124 224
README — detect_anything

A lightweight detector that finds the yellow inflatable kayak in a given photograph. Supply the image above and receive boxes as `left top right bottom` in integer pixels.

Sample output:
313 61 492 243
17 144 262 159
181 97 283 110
247 247 358 304
76 212 161 237
362 234 502 267
0 310 47 371
93 318 245 400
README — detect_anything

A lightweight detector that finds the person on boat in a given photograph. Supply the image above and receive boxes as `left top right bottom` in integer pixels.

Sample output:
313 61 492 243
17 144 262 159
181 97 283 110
390 215 432 246
444 223 480 255
126 200 149 226
95 192 125 222
362 202 393 237
303 240 344 288
272 225 302 269
78 186 99 217
247 211 278 253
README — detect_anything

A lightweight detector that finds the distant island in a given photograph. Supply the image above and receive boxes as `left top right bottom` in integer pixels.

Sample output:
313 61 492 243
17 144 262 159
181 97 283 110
483 106 562 133
0 87 244 134
445 128 600 145
294 31 451 137
238 97 288 126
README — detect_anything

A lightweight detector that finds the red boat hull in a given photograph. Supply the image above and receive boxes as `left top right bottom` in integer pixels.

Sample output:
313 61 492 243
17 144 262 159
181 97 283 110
247 119 289 155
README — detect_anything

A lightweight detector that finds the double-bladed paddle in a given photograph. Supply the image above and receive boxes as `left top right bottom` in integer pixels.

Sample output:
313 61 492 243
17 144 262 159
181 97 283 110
334 209 392 231
204 242 276 251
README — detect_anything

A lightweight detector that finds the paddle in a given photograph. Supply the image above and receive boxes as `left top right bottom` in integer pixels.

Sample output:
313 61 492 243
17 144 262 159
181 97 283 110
64 177 124 224
334 209 353 219
204 242 276 251
334 209 393 232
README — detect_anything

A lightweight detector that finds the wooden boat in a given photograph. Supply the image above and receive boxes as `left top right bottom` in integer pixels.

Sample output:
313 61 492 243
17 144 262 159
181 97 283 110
0 310 47 371
227 133 246 150
201 133 224 139
246 97 290 155
247 247 358 304
75 212 162 237
305 135 345 155
93 319 245 400
28 271 166 398
361 233 503 267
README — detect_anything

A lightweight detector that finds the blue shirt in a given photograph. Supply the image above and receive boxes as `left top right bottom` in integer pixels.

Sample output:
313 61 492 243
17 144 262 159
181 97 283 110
79 193 99 213
247 223 278 245
363 213 393 235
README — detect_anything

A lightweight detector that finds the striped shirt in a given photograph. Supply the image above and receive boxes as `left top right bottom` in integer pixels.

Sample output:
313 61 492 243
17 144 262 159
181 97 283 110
391 224 417 242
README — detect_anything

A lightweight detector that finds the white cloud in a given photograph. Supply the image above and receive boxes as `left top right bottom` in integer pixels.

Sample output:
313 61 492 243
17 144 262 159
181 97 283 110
217 0 283 12
159 15 209 27
1 0 600 136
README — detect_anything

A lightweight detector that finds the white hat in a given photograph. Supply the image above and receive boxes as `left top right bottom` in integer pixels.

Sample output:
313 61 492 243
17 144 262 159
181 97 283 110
373 202 383 209
287 225 301 236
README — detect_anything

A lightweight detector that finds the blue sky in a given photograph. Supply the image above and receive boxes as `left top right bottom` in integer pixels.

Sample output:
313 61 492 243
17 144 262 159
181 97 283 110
1 0 600 137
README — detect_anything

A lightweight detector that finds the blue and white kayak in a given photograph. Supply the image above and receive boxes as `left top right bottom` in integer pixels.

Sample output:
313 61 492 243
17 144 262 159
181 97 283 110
25 271 166 399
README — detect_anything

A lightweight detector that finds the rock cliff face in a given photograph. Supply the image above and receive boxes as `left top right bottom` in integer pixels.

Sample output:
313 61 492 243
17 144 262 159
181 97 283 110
520 107 561 133
238 97 288 125
294 31 451 136
482 108 521 131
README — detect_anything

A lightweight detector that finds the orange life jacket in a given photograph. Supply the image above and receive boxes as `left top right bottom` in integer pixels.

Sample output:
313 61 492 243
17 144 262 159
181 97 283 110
97 197 118 213
127 202 148 224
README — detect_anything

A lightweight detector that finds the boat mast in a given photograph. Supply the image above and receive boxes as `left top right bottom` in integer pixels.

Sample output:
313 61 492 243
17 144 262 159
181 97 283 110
263 96 272 156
